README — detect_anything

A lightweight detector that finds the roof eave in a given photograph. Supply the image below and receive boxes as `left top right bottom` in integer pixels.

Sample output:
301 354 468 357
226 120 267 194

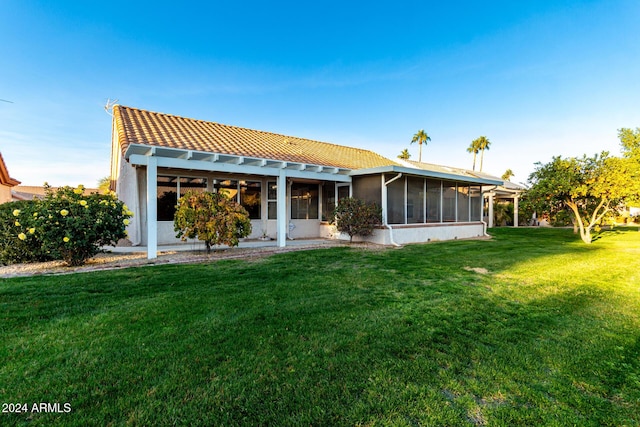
350 165 504 186
124 143 353 177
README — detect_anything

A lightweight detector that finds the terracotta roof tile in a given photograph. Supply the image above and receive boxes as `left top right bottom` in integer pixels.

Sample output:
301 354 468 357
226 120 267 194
113 106 398 170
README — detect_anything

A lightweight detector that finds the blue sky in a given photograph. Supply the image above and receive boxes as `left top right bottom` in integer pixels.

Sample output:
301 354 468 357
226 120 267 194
1 0 639 186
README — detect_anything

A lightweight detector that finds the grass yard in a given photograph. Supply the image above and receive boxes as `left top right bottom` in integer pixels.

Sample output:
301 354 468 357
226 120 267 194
1 227 639 426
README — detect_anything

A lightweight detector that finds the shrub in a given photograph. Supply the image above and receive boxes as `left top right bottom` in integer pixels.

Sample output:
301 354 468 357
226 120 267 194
0 200 53 265
4 185 133 266
332 197 382 243
174 191 252 252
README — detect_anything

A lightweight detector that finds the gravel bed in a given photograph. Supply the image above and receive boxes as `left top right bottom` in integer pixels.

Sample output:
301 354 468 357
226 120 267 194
0 241 382 279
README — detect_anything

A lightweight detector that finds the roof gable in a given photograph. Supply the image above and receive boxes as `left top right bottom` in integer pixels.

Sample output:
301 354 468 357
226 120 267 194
113 106 398 170
0 153 20 187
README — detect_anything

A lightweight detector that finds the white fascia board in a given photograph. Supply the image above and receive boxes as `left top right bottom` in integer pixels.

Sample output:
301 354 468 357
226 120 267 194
128 154 351 182
350 165 503 186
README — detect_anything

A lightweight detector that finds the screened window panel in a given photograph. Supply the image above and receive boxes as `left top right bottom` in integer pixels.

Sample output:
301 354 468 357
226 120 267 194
470 186 482 221
337 185 350 201
426 179 441 222
157 176 178 221
386 176 405 224
267 181 277 219
179 177 206 197
213 179 238 201
457 185 470 222
157 176 207 221
352 175 382 206
321 182 336 221
240 181 261 219
442 181 457 222
407 177 425 224
291 183 319 220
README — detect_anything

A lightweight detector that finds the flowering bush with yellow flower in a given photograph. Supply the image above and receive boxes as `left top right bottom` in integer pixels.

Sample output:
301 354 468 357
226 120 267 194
1 184 133 266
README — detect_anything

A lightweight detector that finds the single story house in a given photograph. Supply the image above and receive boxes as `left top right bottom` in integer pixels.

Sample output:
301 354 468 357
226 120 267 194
0 152 21 204
110 105 503 259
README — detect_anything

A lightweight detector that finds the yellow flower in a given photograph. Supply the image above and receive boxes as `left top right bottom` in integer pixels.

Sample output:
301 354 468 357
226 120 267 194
60 209 69 217
33 212 38 217
18 233 27 241
123 219 130 225
15 221 20 226
28 227 35 234
63 236 70 243
12 209 20 216
79 200 87 206
73 187 84 195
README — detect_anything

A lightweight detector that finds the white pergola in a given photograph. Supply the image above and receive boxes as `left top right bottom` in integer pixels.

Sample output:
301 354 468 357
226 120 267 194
124 144 351 259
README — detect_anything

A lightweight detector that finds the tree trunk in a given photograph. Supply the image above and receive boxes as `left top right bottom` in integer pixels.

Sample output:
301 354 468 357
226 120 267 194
567 201 592 244
206 241 212 253
580 227 593 244
418 143 423 163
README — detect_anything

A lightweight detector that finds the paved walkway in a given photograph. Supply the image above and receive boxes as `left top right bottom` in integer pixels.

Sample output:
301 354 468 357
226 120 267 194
104 238 340 254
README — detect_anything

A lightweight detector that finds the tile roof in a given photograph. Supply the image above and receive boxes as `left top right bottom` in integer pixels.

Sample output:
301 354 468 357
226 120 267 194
113 105 399 170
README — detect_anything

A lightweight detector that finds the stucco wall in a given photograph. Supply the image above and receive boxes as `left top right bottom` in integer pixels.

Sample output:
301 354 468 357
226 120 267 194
115 155 142 245
0 185 11 204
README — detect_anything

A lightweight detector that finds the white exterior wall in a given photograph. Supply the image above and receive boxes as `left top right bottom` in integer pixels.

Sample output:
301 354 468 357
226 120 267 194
320 222 484 245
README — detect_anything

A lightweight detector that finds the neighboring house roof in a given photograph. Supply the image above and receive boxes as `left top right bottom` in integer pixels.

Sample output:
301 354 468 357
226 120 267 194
113 105 399 170
400 159 490 182
470 170 527 191
0 152 21 187
12 186 99 201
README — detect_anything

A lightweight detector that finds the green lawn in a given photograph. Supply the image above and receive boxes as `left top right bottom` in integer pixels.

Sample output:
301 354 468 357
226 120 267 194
1 228 639 426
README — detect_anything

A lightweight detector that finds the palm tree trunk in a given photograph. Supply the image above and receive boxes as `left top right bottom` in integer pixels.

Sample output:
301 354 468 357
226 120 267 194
479 149 485 171
472 152 477 170
419 143 422 163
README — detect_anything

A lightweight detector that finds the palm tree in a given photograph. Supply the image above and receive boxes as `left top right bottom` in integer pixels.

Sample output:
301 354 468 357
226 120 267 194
411 129 431 163
501 169 514 181
472 136 491 171
466 139 481 170
397 148 411 160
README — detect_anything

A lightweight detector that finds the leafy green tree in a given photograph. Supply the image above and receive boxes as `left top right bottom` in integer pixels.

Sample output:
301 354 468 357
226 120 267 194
501 169 514 181
467 139 481 171
411 129 431 163
526 152 639 244
332 197 382 243
397 148 411 160
618 127 640 159
174 191 252 252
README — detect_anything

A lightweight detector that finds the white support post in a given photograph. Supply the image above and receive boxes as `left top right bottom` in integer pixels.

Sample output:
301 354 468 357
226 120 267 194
277 170 287 247
488 193 494 228
146 157 158 259
381 174 387 224
513 195 519 227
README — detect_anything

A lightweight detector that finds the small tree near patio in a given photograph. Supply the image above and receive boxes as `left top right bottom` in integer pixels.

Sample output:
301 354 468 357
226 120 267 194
332 197 382 243
174 191 252 253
